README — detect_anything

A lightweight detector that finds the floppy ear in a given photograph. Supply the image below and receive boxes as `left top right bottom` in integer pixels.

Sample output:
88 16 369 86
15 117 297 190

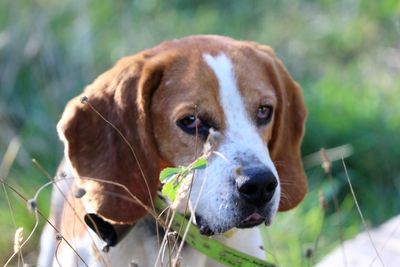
250 43 308 211
58 54 164 224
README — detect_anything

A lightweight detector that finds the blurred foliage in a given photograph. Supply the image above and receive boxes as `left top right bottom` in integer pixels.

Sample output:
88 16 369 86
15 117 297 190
0 0 399 265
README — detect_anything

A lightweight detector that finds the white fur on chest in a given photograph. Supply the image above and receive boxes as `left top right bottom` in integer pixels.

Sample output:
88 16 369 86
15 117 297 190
45 218 264 267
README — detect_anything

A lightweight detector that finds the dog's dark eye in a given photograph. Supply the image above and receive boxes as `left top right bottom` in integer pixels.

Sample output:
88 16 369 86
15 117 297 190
177 115 210 137
256 105 273 126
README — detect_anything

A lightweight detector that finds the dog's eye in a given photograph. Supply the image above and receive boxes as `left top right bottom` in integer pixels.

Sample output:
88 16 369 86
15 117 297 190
177 115 210 137
256 105 273 126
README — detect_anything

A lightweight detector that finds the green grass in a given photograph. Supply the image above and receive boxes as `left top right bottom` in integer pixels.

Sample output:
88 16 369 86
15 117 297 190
1 0 399 265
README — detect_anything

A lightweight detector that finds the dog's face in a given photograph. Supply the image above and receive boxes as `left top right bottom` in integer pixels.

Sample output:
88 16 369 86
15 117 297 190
151 50 282 234
58 35 307 237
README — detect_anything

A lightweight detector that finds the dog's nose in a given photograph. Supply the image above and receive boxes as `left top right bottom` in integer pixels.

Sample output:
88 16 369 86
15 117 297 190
236 167 278 206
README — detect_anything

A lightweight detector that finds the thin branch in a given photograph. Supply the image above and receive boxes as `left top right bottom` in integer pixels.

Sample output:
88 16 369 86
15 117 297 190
321 148 347 267
341 157 385 267
32 159 110 266
1 181 89 267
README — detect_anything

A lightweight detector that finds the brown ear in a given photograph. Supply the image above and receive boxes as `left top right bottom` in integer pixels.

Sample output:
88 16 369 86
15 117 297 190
58 54 164 224
249 43 308 211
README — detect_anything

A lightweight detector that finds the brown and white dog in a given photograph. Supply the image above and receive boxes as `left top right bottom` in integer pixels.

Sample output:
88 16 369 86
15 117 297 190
38 35 307 267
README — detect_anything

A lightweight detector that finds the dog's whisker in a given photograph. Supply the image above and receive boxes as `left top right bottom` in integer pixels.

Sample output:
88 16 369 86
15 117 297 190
279 181 296 186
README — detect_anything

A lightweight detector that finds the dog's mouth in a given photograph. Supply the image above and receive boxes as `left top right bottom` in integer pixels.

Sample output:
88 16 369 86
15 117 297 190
195 212 267 236
237 212 265 228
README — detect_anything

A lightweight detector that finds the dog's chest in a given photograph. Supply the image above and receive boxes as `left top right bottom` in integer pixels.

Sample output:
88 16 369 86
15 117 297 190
108 218 209 267
56 218 263 267
107 218 263 267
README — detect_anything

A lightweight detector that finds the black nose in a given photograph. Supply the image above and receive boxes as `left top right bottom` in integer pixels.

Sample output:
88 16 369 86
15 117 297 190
236 167 278 206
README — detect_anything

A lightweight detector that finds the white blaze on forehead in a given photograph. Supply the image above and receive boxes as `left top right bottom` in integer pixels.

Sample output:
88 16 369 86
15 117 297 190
202 53 277 174
203 53 247 134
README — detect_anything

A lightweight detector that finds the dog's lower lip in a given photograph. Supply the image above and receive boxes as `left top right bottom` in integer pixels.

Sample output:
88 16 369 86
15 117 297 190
195 215 215 236
237 212 265 228
199 224 214 236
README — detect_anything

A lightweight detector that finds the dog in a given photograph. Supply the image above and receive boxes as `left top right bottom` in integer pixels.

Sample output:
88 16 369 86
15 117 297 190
37 35 307 267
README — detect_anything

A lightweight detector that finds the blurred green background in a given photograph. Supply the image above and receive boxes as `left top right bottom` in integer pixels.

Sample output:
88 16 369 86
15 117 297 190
0 0 399 266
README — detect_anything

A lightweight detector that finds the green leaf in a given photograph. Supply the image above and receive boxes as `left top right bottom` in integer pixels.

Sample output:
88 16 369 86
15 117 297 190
191 157 207 170
160 157 207 201
161 176 183 201
159 167 184 183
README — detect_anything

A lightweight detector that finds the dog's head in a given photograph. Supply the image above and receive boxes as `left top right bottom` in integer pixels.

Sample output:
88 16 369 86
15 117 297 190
58 35 307 236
